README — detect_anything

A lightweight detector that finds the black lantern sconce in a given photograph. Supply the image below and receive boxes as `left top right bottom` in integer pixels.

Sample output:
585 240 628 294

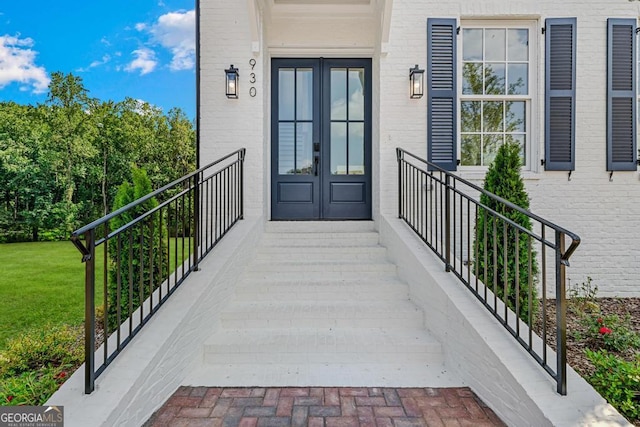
409 64 425 99
225 65 239 99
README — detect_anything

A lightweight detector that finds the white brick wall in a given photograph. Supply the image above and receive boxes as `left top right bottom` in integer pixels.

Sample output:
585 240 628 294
201 0 640 295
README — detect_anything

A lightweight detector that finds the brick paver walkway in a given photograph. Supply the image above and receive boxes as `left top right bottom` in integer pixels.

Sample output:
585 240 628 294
144 387 506 427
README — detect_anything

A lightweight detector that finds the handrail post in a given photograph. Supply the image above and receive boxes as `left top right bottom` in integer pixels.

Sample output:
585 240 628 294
444 173 451 272
397 148 403 218
555 230 567 395
240 149 245 219
193 172 201 270
84 229 96 394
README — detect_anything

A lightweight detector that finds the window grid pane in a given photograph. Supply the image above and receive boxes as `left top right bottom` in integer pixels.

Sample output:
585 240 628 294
461 25 530 167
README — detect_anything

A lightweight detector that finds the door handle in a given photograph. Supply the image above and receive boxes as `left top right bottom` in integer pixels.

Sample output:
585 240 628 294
314 154 320 176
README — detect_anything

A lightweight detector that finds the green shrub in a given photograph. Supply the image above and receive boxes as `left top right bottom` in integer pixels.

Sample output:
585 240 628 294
107 168 167 331
0 324 83 377
0 367 67 406
474 142 539 321
576 313 640 353
568 276 600 315
586 349 640 421
0 324 81 406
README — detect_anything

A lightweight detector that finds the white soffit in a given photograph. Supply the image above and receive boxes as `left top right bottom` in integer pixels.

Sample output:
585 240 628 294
258 0 392 52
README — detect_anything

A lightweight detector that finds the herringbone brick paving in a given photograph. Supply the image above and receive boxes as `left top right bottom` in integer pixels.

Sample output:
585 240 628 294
144 387 506 427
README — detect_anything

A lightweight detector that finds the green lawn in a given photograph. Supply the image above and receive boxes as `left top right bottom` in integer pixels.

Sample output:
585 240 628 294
0 238 191 350
0 241 98 349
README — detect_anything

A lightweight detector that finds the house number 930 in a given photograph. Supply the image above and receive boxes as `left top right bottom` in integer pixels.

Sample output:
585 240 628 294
249 59 257 97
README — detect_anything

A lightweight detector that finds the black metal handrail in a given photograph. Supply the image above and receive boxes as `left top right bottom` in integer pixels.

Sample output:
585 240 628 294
71 148 245 394
396 148 580 395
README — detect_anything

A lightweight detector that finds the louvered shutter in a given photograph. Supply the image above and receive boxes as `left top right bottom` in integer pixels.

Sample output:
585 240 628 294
427 19 457 171
545 18 577 171
607 18 637 171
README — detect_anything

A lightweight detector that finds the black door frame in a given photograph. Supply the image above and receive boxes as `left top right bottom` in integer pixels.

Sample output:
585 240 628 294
270 57 372 220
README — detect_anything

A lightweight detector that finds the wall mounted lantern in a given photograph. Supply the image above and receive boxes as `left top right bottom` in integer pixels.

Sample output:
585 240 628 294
225 65 239 99
409 64 425 99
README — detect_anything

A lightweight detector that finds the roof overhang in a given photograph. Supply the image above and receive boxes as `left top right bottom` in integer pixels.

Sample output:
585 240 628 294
248 0 393 54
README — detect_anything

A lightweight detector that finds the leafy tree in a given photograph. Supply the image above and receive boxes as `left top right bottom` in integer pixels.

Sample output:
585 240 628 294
474 142 539 321
106 168 167 331
0 72 196 243
44 72 97 234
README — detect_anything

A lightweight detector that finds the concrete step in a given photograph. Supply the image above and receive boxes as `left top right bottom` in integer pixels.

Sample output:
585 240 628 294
187 361 460 387
219 301 424 329
199 224 449 388
246 260 396 273
241 270 398 282
234 281 409 302
254 245 388 262
259 232 379 247
265 221 376 233
203 328 443 365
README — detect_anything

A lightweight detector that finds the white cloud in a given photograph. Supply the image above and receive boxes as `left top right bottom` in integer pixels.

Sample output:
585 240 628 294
0 34 50 93
125 48 157 75
77 54 111 72
144 10 195 71
90 54 111 68
135 23 147 32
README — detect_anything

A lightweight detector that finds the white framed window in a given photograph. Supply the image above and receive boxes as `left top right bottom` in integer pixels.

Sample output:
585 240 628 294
458 21 537 169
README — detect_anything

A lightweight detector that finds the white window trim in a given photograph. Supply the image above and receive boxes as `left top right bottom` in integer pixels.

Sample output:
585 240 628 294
456 19 539 174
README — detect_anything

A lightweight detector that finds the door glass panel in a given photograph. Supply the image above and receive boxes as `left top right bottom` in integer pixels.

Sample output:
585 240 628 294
331 122 347 175
296 122 313 174
296 69 313 120
331 69 347 120
278 122 295 174
348 69 365 120
279 69 295 120
348 122 365 174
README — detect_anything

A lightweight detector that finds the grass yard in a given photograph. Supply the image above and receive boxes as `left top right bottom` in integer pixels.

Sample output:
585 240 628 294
0 238 191 350
0 241 101 349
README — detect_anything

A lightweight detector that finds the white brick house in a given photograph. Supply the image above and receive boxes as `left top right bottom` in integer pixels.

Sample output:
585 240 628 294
200 0 640 297
49 1 639 425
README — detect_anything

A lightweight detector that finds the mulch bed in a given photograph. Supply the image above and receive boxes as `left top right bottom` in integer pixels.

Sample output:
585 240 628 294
535 298 640 376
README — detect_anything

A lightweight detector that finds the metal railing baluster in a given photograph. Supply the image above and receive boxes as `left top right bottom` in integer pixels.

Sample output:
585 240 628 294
71 149 246 394
396 148 580 395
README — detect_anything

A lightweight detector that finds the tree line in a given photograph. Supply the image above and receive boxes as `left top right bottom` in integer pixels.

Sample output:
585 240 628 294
0 72 196 243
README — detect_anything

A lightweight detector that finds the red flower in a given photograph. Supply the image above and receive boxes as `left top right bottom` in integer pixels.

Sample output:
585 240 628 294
7 395 13 403
597 317 603 324
599 326 612 335
55 371 67 380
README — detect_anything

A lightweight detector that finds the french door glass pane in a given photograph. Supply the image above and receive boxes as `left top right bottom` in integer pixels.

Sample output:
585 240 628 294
296 69 313 120
348 69 365 120
296 122 313 174
279 69 295 120
278 122 295 174
331 69 347 120
331 122 347 175
348 123 365 174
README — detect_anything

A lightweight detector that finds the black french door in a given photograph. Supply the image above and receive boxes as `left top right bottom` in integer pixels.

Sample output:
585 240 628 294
271 58 372 220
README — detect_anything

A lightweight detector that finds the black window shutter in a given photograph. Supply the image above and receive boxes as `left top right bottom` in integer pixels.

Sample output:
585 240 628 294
607 18 637 171
427 18 457 171
545 18 577 171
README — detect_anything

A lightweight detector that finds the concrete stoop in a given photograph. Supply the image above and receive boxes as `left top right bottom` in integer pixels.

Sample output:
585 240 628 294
187 221 461 387
48 217 631 427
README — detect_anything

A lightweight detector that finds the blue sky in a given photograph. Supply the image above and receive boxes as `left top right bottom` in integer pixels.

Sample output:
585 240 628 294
0 0 196 119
